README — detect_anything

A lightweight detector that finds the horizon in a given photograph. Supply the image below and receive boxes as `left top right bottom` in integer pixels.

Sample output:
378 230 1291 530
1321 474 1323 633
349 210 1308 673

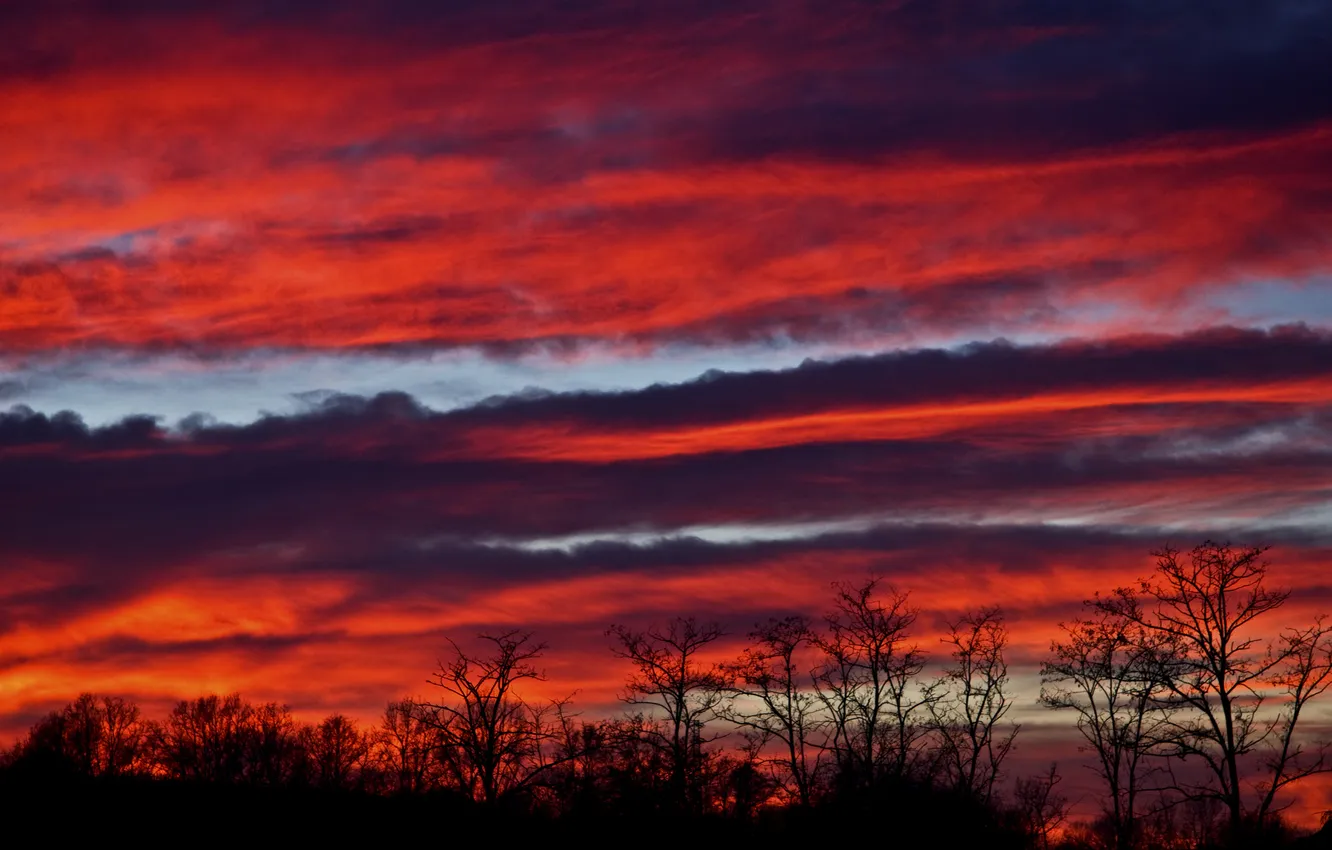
2 1 1331 838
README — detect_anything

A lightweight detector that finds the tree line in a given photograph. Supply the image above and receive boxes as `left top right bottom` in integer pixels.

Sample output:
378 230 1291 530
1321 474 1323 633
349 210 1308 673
3 542 1330 848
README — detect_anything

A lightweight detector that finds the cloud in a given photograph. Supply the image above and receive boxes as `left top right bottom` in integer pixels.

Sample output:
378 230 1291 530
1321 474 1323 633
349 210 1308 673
0 379 27 402
2 328 1329 626
3 332 1329 825
1 3 1329 356
4 518 1330 736
3 6 1332 824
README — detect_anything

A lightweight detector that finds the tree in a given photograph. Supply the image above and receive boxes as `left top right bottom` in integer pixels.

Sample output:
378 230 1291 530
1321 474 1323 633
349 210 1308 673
373 697 443 794
2 694 151 778
1095 542 1332 838
930 606 1019 803
99 695 152 776
608 616 729 814
304 713 370 790
715 745 777 819
246 701 302 787
1040 599 1175 850
1012 763 1071 850
62 693 106 777
812 578 936 788
552 715 675 816
721 615 825 806
421 630 575 807
154 693 254 784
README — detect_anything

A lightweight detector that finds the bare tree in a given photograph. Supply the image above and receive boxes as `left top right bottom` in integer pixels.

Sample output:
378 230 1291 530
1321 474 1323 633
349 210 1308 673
715 743 777 819
1094 542 1332 836
62 693 106 777
373 697 443 794
812 578 936 788
608 617 729 814
6 693 152 777
247 701 301 787
154 693 254 783
421 630 576 807
1040 599 1175 850
304 713 370 790
930 606 1019 803
721 615 825 806
98 695 151 776
1254 615 1332 817
1013 762 1071 850
553 714 675 814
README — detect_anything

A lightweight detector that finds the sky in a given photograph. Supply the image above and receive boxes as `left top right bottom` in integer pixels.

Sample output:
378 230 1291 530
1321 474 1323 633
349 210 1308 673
2 0 1332 819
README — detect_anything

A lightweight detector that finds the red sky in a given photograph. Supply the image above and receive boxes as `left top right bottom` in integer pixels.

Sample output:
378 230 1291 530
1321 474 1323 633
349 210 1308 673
2 0 1331 824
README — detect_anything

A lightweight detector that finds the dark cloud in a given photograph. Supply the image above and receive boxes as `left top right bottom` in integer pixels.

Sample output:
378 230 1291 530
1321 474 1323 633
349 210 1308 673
229 0 1332 174
0 380 27 402
0 631 327 673
689 2 1332 163
298 216 450 248
447 324 1332 431
8 510 1328 643
9 324 1329 445
1 329 1328 584
7 1 1330 162
349 1 1331 164
0 406 160 447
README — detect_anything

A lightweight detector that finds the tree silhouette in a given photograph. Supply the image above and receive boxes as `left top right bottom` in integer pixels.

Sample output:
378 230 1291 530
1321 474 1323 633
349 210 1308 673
154 693 254 784
421 629 576 806
608 617 729 814
813 578 936 788
13 693 154 778
0 694 150 778
1013 762 1071 850
1040 598 1175 850
554 714 677 816
930 606 1019 803
721 615 825 806
1093 542 1332 839
373 698 443 794
246 701 302 787
13 551 1330 845
305 713 370 791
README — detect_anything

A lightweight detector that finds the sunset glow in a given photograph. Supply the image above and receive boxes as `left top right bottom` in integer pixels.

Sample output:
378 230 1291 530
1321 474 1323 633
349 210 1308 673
3 1 1331 836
